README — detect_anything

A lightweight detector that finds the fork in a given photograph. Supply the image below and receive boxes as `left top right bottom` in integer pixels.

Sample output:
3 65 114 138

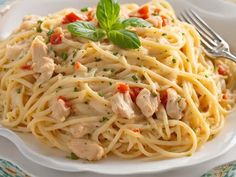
179 10 236 63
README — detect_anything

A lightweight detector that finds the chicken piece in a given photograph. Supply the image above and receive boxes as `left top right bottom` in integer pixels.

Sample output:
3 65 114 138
6 44 23 61
146 16 162 28
69 122 100 138
51 98 70 121
20 15 41 30
136 88 159 118
31 36 55 83
67 139 104 161
110 92 136 119
166 88 186 120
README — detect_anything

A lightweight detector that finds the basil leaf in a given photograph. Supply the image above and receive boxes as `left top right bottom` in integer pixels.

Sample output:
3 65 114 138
122 17 153 28
108 29 141 49
67 21 106 41
111 22 125 30
96 0 120 30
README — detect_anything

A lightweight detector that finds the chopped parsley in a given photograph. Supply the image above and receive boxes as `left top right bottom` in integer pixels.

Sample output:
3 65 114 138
61 52 68 60
81 7 88 12
72 49 78 58
99 117 109 123
98 93 104 97
113 52 118 56
162 33 167 36
95 57 102 62
74 87 79 92
71 61 75 66
205 74 209 78
151 92 158 97
16 88 21 94
66 152 79 160
36 20 43 33
172 58 177 63
109 82 112 86
47 29 54 37
87 67 91 72
132 75 138 82
186 58 190 62
103 68 108 71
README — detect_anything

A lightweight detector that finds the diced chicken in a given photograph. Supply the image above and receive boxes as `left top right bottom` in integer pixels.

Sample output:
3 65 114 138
136 88 159 118
31 36 55 83
110 92 136 119
6 45 22 61
69 122 100 138
67 139 104 161
20 15 41 30
214 77 226 94
146 16 162 28
51 98 70 121
155 104 167 120
166 88 186 120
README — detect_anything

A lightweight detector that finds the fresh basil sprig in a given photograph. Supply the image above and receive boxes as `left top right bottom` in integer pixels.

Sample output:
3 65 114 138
67 21 106 41
67 0 153 49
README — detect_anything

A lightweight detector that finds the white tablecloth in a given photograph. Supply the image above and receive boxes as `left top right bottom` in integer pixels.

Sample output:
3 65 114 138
1 135 236 177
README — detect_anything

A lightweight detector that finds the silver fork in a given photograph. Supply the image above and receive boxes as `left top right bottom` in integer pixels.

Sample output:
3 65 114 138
179 10 236 63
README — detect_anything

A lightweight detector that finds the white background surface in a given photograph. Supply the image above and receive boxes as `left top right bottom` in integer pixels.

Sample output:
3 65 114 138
1 0 236 176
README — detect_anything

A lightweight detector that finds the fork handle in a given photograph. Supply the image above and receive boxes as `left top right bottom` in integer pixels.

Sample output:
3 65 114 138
223 51 236 63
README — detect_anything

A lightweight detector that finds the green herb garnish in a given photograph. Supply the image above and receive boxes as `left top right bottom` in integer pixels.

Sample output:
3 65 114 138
66 152 79 160
47 29 54 36
74 87 79 92
16 88 21 94
99 116 109 123
61 52 68 60
67 0 153 49
172 58 177 63
162 33 167 36
132 75 138 82
95 57 102 62
36 20 43 33
81 7 89 12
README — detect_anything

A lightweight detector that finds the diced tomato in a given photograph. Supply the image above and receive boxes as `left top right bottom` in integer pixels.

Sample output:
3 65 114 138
21 64 32 70
74 61 80 69
153 8 160 15
132 128 140 133
137 5 150 19
117 83 129 93
223 93 228 99
129 87 142 102
161 15 169 27
50 32 62 45
58 96 72 108
62 12 84 24
160 90 168 107
86 10 94 21
218 65 227 75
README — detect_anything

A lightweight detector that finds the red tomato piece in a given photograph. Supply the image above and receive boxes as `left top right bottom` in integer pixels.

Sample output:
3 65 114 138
218 65 227 75
129 87 142 102
21 64 32 70
160 90 168 107
86 10 94 21
62 12 83 24
74 61 80 69
138 5 150 19
161 15 169 27
50 32 62 45
132 128 140 133
117 83 129 93
223 93 228 99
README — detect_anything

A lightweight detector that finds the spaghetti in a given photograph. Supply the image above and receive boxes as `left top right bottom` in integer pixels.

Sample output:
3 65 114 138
0 0 236 161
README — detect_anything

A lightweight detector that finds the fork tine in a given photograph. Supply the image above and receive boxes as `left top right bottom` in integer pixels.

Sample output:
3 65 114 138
182 10 218 47
180 12 215 51
188 10 225 42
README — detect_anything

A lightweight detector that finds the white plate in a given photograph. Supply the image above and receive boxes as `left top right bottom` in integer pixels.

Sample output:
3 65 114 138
0 0 236 175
